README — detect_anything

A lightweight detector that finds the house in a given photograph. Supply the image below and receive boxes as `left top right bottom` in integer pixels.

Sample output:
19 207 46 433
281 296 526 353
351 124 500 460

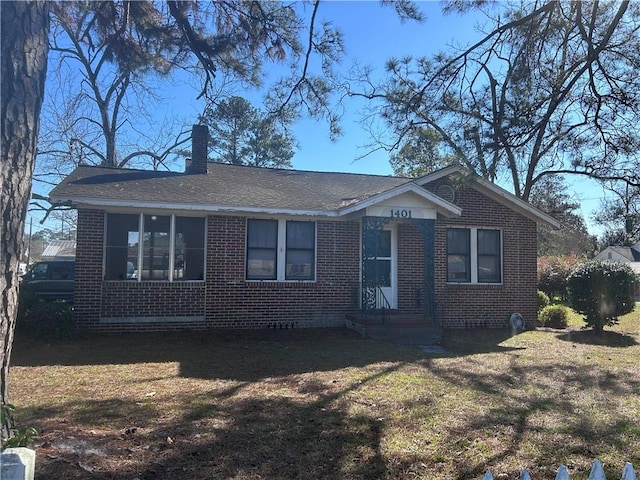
49 125 560 334
41 239 76 261
594 242 640 300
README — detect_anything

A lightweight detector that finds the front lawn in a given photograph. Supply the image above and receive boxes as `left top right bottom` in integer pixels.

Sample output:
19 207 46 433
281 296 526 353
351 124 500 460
8 308 640 479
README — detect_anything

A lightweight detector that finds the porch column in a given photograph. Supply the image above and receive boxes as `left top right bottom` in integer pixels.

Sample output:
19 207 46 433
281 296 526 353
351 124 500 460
423 219 436 324
409 218 437 324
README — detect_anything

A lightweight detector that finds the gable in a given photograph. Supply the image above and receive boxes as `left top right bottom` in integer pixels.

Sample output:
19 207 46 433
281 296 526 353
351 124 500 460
415 166 561 229
365 191 439 219
595 246 640 263
339 183 462 219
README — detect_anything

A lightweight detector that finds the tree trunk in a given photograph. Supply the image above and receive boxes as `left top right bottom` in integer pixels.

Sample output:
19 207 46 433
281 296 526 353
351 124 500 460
1 1 49 439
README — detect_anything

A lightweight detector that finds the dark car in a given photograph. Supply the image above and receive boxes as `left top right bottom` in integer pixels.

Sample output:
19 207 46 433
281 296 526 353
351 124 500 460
20 260 75 302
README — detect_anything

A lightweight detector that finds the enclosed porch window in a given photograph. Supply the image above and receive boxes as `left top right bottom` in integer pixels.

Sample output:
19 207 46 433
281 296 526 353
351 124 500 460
105 213 205 281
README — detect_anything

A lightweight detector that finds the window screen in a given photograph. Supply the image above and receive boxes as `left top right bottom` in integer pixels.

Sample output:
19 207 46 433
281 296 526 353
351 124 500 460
447 228 470 282
286 221 315 280
246 219 278 280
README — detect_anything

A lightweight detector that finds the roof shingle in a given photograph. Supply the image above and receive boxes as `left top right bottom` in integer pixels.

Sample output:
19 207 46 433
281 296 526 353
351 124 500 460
51 163 410 213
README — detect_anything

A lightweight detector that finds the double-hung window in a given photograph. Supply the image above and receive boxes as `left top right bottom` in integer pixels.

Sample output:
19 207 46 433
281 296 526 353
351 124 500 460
477 229 501 283
246 219 279 280
105 213 205 281
447 228 471 282
246 219 316 281
447 227 501 283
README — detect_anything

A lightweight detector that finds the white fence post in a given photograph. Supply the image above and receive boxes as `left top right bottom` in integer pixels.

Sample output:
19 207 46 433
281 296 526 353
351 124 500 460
589 459 606 480
444 460 636 480
555 464 570 480
0 447 36 480
622 462 637 480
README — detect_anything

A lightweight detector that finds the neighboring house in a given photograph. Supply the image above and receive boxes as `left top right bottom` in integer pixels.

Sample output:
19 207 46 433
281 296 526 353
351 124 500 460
594 242 640 300
41 239 76 261
49 125 560 333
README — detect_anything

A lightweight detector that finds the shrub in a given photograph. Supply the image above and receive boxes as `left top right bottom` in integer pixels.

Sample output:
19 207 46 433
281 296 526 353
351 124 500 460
537 254 582 300
17 291 76 340
16 290 41 321
537 290 550 312
1 403 39 449
538 305 569 329
567 260 638 333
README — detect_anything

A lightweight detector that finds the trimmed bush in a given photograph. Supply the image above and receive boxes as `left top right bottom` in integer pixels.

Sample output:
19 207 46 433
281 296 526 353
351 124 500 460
567 260 638 333
537 290 550 312
17 291 76 340
538 305 569 329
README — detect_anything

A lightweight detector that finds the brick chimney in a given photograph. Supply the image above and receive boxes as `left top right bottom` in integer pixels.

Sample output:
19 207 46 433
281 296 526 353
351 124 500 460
186 124 208 174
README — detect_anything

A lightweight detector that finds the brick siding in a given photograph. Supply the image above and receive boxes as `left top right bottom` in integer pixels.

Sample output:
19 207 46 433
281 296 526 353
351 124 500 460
74 180 539 332
74 212 360 332
397 223 425 313
431 183 539 329
74 209 104 329
204 216 360 329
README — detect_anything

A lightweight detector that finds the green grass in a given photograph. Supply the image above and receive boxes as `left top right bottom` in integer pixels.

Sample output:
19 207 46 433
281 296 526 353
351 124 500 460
7 307 640 480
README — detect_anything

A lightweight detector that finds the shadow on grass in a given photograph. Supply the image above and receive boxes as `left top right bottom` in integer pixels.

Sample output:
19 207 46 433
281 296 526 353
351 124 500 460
21 397 161 432
11 328 536 381
556 329 638 347
11 326 640 479
441 327 528 354
24 366 402 480
12 327 529 381
417 355 640 479
12 328 430 382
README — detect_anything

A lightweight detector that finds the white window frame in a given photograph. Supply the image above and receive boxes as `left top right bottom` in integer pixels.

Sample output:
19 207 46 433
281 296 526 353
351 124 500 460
246 218 317 282
447 227 503 284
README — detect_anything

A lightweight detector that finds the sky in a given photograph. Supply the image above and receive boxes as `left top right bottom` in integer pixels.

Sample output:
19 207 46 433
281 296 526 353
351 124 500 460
283 1 606 235
31 1 607 237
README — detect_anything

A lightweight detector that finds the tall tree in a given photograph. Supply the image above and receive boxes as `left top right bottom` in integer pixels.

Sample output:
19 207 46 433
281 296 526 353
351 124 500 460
389 127 455 177
200 96 294 168
45 2 191 169
358 1 640 201
38 0 317 177
529 175 595 256
1 1 50 438
1 0 348 440
593 180 640 247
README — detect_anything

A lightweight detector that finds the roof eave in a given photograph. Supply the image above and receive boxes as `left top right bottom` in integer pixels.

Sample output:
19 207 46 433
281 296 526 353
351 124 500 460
471 179 562 229
50 196 341 218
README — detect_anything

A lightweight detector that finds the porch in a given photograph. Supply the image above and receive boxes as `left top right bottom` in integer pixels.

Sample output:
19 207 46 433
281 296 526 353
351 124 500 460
349 215 441 345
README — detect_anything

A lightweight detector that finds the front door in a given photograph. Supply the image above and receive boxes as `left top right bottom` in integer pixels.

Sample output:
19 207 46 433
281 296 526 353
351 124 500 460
363 225 397 309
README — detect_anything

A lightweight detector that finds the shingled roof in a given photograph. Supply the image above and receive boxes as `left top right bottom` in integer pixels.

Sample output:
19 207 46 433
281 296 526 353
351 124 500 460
50 163 411 215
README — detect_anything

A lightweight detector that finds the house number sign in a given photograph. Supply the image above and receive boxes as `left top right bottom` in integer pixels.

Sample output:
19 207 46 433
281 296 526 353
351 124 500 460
390 209 412 218
367 205 435 219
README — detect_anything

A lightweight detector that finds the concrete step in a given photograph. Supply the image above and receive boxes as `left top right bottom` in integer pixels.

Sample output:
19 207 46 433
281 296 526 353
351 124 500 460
345 315 442 346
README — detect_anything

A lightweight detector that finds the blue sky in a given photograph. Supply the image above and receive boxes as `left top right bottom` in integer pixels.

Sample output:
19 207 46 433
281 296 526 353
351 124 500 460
32 1 606 236
166 1 481 177
284 1 605 234
266 1 483 176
